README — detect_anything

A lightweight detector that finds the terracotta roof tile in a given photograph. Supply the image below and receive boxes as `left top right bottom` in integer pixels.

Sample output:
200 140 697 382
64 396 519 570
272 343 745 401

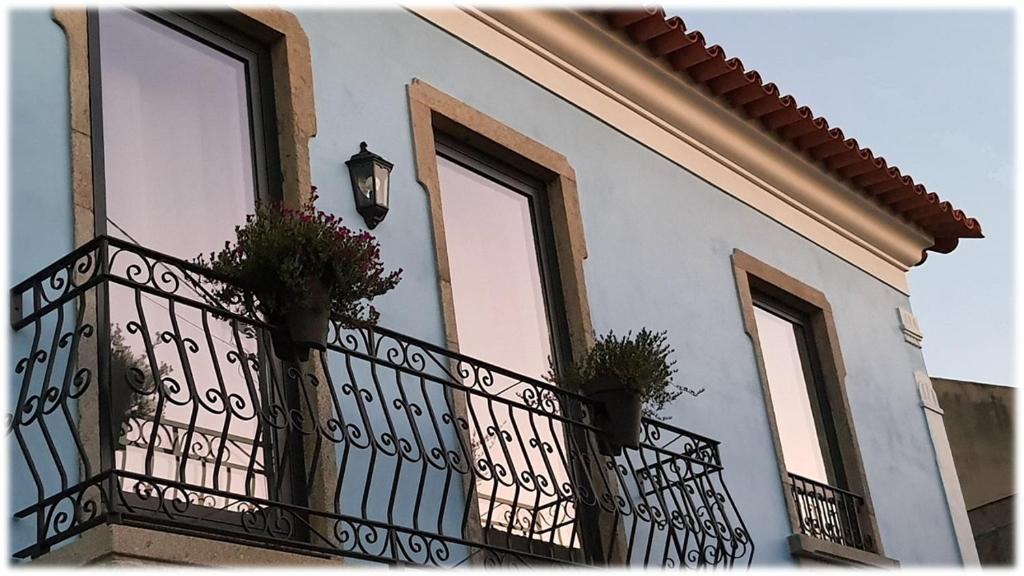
598 8 983 256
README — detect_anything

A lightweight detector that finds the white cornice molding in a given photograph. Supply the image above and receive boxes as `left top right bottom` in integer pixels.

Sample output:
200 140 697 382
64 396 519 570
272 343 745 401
408 7 933 294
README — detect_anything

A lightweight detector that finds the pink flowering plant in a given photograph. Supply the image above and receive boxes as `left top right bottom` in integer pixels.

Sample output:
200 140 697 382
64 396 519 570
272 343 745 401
195 189 402 328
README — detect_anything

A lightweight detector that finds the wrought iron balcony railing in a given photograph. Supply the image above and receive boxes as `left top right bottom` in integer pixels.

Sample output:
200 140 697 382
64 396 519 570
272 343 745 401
788 473 874 553
8 235 753 567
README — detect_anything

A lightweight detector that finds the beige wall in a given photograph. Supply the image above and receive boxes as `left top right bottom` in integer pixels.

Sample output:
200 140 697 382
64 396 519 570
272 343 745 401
933 378 1014 508
933 378 1014 566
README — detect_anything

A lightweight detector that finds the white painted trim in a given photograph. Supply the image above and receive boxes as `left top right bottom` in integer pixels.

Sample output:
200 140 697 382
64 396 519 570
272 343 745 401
406 7 931 295
915 371 981 566
898 307 925 349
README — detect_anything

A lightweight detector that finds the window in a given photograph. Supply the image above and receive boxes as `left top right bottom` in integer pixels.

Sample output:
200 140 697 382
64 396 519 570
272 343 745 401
407 79 592 361
435 137 571 381
92 9 279 256
408 81 595 559
434 137 577 549
88 8 299 528
752 296 845 487
732 250 891 563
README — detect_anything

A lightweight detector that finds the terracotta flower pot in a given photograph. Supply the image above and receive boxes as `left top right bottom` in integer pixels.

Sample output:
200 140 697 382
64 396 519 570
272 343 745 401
585 377 643 456
269 277 331 362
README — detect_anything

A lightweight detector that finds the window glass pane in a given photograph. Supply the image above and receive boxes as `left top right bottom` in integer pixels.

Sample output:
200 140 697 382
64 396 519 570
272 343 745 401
97 10 266 510
437 155 576 547
437 156 552 380
99 9 255 258
753 305 830 482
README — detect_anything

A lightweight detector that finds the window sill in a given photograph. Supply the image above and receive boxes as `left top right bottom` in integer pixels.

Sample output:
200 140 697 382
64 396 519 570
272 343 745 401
788 533 900 568
31 523 343 567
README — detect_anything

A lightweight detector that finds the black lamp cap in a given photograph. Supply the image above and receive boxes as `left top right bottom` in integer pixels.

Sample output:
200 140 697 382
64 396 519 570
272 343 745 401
346 141 394 170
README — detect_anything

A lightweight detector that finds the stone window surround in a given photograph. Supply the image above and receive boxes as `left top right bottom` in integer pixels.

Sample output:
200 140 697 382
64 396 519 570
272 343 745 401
407 79 635 563
731 249 898 567
406 78 594 361
43 7 332 566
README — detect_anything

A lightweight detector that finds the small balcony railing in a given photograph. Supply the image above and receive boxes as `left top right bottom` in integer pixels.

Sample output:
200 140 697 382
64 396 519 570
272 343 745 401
8 235 753 567
788 473 874 553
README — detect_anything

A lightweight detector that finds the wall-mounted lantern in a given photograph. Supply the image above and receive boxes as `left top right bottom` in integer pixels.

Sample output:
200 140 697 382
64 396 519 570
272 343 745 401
345 141 394 229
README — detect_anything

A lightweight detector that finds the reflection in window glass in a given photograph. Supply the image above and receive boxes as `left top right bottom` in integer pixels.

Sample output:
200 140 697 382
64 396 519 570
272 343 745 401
437 156 551 381
753 305 830 483
97 10 266 510
99 9 255 258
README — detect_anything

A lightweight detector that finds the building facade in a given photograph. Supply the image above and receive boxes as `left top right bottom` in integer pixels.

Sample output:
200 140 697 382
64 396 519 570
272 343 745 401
8 7 985 567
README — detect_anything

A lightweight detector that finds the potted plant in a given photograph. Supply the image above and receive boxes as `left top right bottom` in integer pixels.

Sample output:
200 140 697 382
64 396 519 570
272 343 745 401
109 324 162 440
195 189 402 361
548 329 682 455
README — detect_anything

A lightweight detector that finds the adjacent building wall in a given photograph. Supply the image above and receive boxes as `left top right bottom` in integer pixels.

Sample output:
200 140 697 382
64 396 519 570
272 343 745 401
933 378 1015 566
8 7 966 565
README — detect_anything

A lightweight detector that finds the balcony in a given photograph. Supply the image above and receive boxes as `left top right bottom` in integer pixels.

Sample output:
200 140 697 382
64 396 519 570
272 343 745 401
788 473 874 553
8 236 753 567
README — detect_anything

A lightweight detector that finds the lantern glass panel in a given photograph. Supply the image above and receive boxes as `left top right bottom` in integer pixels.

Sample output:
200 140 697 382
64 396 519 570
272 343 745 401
349 162 374 209
374 160 390 207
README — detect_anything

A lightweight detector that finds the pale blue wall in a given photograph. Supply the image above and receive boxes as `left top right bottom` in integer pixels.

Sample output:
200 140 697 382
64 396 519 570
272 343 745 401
294 9 961 565
8 10 73 282
8 9 76 558
6 7 963 566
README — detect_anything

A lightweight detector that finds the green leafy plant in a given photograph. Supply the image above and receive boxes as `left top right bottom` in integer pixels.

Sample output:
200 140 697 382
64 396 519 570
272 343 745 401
194 188 402 328
547 329 685 418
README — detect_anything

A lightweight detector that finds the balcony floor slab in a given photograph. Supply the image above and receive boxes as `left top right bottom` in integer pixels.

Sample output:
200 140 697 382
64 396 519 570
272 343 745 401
30 523 345 567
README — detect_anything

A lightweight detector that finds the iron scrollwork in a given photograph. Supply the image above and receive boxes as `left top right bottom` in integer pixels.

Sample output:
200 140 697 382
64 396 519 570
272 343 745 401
8 236 753 566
